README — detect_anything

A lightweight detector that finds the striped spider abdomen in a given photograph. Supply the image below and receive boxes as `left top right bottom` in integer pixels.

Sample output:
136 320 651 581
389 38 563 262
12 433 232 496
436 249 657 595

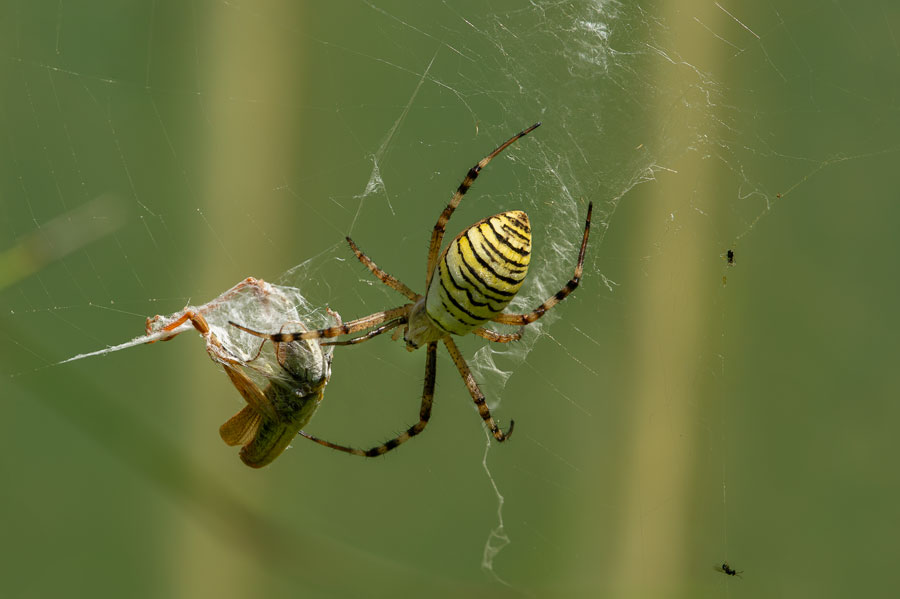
426 211 531 336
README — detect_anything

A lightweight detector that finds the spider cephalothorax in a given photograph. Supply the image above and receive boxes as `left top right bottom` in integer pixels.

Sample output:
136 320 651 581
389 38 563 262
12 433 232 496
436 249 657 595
231 123 592 457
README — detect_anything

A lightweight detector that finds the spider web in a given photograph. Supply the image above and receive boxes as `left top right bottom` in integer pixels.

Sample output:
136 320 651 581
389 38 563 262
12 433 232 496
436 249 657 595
3 1 900 597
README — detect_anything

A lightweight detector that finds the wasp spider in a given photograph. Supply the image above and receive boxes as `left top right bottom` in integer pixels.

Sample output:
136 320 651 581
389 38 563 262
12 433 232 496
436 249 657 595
231 123 592 457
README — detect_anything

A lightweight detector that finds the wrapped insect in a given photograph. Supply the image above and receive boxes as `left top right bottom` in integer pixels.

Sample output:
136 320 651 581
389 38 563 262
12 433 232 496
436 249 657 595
146 277 339 468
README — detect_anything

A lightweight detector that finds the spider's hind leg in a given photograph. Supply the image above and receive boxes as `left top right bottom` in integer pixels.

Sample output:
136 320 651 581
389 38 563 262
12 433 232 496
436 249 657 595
493 201 593 326
443 336 514 442
473 326 525 343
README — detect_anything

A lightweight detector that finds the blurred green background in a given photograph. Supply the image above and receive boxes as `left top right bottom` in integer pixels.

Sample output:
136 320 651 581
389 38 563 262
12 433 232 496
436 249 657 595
3 1 899 597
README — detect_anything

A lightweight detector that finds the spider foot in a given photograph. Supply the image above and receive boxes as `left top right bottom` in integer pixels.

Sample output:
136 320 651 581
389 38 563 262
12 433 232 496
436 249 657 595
495 419 515 442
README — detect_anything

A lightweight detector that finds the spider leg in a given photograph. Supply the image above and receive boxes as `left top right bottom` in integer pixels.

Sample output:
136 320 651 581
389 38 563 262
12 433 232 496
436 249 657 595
442 336 514 442
472 326 525 343
425 123 541 289
325 307 343 328
267 310 345 363
230 304 412 342
298 341 437 457
346 237 419 301
321 318 405 346
492 202 592 326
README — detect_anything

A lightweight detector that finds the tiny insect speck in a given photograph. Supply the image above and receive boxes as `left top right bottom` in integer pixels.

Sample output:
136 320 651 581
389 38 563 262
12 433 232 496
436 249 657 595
717 562 743 577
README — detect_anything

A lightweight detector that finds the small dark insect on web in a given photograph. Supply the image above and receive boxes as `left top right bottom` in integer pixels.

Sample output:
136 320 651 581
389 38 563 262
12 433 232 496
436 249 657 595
722 248 736 286
716 561 743 577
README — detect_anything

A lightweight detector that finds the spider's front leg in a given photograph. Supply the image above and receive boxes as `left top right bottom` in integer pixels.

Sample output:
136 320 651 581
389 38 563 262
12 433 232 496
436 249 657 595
229 304 412 343
346 237 419 301
425 122 541 288
320 319 405 346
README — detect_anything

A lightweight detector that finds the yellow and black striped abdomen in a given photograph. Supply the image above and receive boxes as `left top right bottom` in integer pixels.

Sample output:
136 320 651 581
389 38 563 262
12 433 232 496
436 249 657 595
425 211 531 335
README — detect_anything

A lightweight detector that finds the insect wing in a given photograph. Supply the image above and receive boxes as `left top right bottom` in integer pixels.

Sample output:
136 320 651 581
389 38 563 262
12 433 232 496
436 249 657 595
222 363 278 421
220 405 262 446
